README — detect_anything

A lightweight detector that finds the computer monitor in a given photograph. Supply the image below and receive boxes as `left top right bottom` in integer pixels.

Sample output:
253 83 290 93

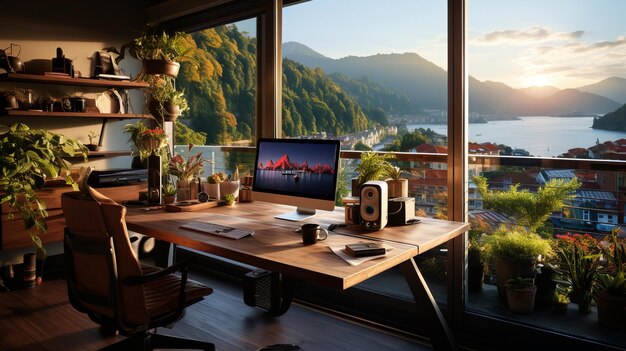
252 138 341 221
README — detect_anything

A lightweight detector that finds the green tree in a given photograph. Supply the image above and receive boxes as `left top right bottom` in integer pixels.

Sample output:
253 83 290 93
473 176 581 235
354 141 372 151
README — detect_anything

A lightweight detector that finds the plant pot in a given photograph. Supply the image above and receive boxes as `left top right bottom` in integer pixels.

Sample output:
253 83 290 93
163 195 176 204
176 179 191 201
386 179 408 198
220 180 240 199
163 102 180 121
571 289 593 314
204 183 220 200
468 262 485 292
143 59 180 77
595 290 626 329
495 257 535 297
506 285 537 314
554 301 569 314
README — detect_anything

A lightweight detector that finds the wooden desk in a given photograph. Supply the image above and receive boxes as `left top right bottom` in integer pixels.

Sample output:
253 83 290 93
125 201 469 351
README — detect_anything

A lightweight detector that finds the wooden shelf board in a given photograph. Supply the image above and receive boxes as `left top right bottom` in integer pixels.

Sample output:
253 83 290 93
1 73 149 88
87 150 133 158
4 110 153 119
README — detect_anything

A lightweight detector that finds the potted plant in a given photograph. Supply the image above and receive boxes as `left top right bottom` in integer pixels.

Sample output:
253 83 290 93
220 165 240 200
168 144 207 200
105 30 193 77
555 233 601 314
595 227 626 328
484 226 553 297
505 277 537 314
352 151 394 196
123 122 167 161
147 77 189 124
162 183 177 204
0 123 87 259
473 175 580 235
205 172 227 200
553 286 571 314
383 164 408 198
222 193 236 206
85 130 100 152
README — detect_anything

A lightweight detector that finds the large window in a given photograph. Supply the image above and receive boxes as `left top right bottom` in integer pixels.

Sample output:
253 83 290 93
173 18 258 176
283 0 450 307
467 1 626 348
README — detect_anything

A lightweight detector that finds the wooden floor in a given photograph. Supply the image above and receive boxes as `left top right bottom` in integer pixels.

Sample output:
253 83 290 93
0 270 431 351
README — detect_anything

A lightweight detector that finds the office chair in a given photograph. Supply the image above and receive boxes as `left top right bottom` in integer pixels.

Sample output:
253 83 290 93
61 187 215 351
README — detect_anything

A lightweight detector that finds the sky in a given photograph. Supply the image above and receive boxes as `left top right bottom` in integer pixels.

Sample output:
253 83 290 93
279 0 626 89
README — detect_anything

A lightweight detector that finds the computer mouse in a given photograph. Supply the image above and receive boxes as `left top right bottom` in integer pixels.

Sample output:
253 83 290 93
328 223 345 231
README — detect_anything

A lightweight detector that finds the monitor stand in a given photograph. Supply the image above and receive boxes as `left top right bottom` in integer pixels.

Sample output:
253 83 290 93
275 207 316 221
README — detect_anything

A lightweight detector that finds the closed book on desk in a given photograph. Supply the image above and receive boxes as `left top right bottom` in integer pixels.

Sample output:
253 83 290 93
345 243 386 257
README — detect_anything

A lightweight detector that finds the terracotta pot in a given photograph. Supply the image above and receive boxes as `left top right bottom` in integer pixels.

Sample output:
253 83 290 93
506 285 537 314
595 290 626 329
386 179 408 198
163 195 176 204
495 257 535 297
163 102 180 121
143 59 180 77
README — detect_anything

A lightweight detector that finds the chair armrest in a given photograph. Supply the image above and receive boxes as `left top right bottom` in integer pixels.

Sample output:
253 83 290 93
122 258 192 286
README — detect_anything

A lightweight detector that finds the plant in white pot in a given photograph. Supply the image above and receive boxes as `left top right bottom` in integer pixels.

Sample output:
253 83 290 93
220 165 240 200
205 172 227 200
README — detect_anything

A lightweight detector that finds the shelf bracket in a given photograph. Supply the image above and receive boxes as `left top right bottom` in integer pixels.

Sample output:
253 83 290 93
98 119 108 147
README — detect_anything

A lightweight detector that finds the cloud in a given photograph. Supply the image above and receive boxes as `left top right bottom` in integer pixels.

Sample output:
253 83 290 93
572 36 626 53
473 26 585 45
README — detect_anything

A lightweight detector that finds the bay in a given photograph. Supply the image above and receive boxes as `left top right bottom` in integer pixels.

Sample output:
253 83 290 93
407 116 626 157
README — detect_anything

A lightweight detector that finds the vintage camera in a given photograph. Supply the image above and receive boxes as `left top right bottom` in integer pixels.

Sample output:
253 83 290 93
359 181 388 230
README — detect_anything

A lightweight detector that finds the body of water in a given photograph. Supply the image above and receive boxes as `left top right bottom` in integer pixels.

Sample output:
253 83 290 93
407 116 626 157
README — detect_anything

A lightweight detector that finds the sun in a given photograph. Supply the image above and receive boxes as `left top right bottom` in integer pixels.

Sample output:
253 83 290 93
522 75 550 87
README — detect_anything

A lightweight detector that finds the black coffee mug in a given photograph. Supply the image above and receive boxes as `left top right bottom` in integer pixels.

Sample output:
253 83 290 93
301 223 328 244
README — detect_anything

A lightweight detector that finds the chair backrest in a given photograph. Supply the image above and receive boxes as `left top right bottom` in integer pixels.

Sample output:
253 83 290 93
61 187 149 326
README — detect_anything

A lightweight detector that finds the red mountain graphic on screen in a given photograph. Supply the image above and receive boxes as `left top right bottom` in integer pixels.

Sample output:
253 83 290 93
259 154 335 174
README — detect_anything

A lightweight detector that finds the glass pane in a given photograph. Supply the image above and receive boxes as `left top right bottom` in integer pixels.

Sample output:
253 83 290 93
174 18 258 178
468 1 626 348
284 0 448 304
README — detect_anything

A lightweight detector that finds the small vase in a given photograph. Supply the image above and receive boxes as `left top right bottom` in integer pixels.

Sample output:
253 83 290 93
176 179 191 201
220 180 240 199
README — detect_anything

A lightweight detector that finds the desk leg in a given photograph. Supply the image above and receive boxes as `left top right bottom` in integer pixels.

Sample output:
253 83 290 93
153 240 175 268
267 273 294 316
400 257 457 351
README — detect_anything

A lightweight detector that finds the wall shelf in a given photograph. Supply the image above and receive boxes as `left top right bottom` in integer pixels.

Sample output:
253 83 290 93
3 110 153 119
0 73 149 89
87 150 133 158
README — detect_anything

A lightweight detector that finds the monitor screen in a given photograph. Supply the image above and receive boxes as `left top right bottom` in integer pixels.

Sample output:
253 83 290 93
252 138 341 221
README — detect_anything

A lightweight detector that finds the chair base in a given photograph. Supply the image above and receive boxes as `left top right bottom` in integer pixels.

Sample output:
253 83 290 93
100 331 215 351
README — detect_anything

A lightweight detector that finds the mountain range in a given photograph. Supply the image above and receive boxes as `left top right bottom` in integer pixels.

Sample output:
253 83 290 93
283 41 625 117
259 154 335 174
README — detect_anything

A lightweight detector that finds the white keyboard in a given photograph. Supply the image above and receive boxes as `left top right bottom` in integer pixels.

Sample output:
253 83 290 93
180 221 254 240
